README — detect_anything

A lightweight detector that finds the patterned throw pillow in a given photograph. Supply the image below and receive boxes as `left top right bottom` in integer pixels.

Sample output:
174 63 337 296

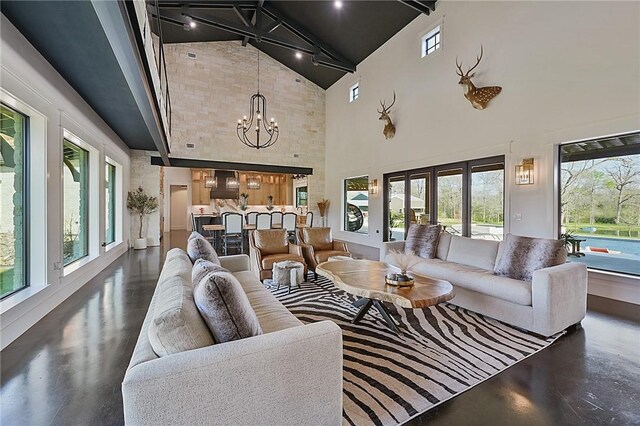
194 271 263 343
405 224 442 259
192 258 230 286
188 231 204 241
187 235 220 265
494 233 567 282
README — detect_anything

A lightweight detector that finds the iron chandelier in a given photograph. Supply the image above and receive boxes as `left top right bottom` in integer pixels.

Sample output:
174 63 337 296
237 49 279 149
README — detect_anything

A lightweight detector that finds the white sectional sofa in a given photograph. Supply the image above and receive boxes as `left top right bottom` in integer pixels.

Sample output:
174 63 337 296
122 249 343 425
383 233 588 337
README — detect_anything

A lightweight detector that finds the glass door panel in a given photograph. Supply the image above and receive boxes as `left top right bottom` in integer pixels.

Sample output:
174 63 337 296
388 176 406 241
437 168 463 235
410 173 430 226
471 163 504 240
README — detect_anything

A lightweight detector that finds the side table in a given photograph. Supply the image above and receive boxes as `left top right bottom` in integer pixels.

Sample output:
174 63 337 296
272 261 305 294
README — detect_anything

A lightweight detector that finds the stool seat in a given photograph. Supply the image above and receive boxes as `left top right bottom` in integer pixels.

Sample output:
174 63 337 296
272 261 305 293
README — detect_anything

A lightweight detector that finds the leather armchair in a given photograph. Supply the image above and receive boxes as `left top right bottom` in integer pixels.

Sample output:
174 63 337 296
296 227 351 279
249 229 307 281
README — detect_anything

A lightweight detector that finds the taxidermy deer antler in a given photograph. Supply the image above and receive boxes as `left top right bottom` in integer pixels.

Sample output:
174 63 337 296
456 45 502 110
378 91 396 139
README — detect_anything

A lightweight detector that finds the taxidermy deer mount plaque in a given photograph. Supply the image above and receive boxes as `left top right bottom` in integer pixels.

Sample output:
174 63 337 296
378 91 396 139
456 45 502 110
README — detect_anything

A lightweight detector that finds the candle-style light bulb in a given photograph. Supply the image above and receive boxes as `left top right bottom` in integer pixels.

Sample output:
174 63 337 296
243 115 247 120
270 117 275 122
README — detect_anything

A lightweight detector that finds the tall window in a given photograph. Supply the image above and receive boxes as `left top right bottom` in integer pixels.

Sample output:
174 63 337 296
105 161 116 245
559 133 640 276
384 156 504 241
63 139 89 265
0 103 27 298
344 176 368 234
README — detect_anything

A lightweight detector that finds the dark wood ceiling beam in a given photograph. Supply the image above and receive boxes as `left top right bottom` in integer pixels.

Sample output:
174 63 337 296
153 7 356 73
398 0 434 15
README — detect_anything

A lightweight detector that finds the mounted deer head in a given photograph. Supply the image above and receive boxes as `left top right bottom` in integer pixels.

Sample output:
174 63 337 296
378 91 396 139
456 45 502 110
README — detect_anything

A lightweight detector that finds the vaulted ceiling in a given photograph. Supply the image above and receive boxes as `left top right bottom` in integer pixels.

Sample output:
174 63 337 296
152 1 437 89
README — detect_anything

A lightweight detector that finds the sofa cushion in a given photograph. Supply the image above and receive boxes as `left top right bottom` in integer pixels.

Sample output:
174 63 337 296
411 258 532 306
446 235 499 271
187 235 220 265
436 232 452 260
233 271 304 332
261 253 305 270
405 224 442 259
314 250 351 264
302 227 333 251
494 234 567 282
192 258 230 285
194 272 263 343
253 229 289 255
148 273 214 357
188 231 204 241
159 248 193 285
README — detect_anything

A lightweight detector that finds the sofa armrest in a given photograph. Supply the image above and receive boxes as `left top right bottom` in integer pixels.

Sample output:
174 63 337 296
219 254 251 272
332 241 348 252
381 241 406 261
531 262 588 336
123 321 343 426
289 243 303 256
299 243 316 267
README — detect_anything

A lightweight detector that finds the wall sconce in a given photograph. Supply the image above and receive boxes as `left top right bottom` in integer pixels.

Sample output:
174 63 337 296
369 179 379 195
515 158 534 185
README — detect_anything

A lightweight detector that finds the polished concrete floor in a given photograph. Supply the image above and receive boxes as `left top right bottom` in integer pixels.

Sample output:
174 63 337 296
1 233 639 425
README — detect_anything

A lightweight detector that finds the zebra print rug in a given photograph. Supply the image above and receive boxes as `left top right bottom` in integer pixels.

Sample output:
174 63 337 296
269 276 562 425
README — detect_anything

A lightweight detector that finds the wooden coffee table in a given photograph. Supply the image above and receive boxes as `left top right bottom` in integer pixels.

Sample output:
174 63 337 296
316 259 454 333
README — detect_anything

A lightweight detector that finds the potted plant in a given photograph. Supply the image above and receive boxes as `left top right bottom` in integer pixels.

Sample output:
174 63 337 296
127 186 158 250
317 199 330 227
238 193 249 211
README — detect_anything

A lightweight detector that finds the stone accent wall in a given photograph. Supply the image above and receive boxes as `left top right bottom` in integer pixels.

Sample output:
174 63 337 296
163 41 326 214
129 151 161 246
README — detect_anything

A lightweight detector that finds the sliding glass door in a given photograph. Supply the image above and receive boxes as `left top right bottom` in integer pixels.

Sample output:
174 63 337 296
383 156 504 241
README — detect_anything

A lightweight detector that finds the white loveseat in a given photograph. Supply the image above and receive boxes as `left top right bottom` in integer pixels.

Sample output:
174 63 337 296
383 233 588 337
122 249 343 425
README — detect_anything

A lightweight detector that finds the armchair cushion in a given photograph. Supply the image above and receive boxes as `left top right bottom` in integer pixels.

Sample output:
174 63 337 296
253 229 289 256
302 227 333 251
261 253 305 271
314 250 351 264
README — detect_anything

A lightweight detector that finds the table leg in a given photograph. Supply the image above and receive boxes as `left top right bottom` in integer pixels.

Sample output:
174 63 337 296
352 299 374 323
373 301 401 334
352 298 369 308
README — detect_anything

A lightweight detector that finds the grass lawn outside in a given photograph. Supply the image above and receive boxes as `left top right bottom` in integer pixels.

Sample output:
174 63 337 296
0 266 16 297
563 222 640 239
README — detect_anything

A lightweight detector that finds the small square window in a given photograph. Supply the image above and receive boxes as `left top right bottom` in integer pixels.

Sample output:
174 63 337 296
349 83 359 102
421 26 441 58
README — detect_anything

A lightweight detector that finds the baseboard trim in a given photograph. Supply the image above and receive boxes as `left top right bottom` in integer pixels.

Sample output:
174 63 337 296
587 294 640 323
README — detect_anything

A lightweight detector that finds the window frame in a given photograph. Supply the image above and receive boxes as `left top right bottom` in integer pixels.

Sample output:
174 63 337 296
383 156 505 241
421 25 441 58
0 102 30 300
344 175 369 235
62 137 90 267
349 82 359 103
557 131 640 277
105 160 116 246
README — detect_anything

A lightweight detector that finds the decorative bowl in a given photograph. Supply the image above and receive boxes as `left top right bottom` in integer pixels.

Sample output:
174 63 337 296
385 273 415 287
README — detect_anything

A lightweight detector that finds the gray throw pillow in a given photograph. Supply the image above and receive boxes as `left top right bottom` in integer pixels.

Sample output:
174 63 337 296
189 231 204 241
187 235 220 265
405 224 442 259
494 233 567 282
194 272 263 343
192 258 230 285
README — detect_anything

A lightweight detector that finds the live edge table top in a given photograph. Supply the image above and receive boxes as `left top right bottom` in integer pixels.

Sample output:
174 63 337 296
316 260 454 309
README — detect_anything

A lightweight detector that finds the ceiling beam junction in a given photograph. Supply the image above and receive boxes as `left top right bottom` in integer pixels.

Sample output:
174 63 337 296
154 1 356 73
398 0 435 16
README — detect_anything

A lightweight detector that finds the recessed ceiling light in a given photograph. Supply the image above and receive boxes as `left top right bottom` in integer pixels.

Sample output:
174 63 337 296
189 20 196 28
334 1 343 9
295 52 303 59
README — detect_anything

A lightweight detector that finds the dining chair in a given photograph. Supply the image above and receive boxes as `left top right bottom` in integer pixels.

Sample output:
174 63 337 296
305 211 314 228
246 211 258 226
282 212 298 243
256 213 272 230
191 213 198 233
271 211 283 228
223 213 244 255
